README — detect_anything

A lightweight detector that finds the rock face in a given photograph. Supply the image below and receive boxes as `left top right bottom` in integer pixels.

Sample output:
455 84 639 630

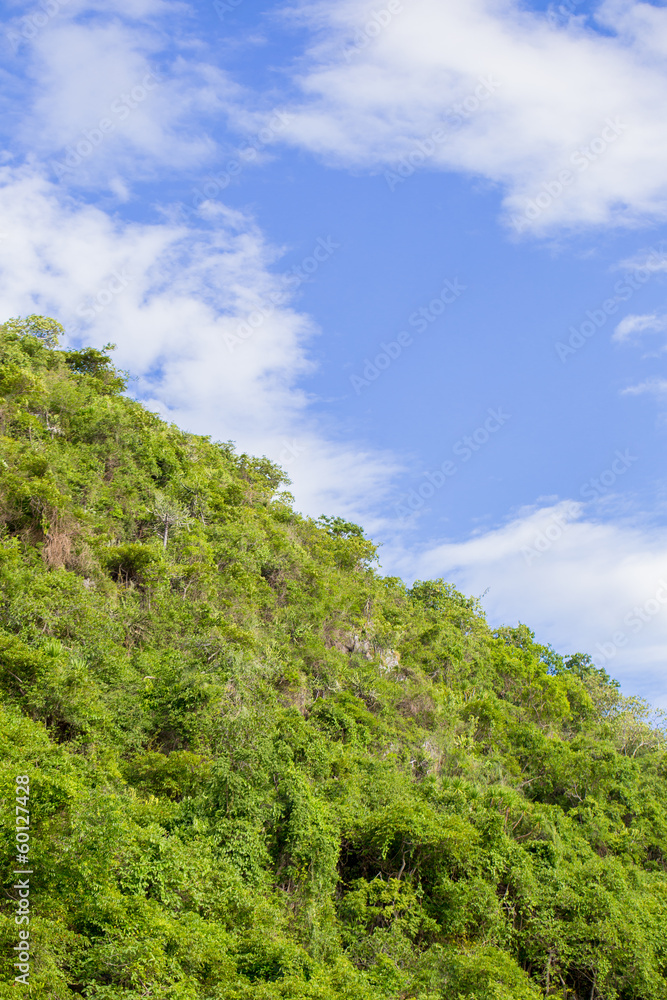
344 635 400 671
380 649 400 671
345 634 374 658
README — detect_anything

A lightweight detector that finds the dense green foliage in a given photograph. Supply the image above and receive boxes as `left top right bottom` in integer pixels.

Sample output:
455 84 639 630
1 316 666 999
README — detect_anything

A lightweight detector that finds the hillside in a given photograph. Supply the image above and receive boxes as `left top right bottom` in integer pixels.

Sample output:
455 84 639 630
0 315 666 1000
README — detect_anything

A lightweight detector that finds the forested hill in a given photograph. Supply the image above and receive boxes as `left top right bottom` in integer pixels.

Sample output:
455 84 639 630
1 315 666 1000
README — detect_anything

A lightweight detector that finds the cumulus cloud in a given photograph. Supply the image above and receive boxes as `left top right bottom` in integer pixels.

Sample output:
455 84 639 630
1 2 232 188
385 500 667 706
276 0 667 232
0 167 400 524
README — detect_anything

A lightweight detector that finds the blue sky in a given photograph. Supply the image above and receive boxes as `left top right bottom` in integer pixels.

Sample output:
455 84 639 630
1 0 667 704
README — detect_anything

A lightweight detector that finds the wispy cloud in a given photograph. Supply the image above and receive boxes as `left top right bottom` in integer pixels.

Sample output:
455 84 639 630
2 4 234 190
613 313 667 343
621 378 667 397
274 0 667 232
618 248 667 274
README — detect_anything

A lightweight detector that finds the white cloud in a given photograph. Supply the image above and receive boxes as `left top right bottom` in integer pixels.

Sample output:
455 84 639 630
13 0 667 232
385 500 667 707
276 0 667 231
2 0 666 709
0 167 400 524
0 0 402 520
621 377 667 396
612 255 667 395
613 313 667 343
619 246 667 273
612 302 667 400
2 4 233 188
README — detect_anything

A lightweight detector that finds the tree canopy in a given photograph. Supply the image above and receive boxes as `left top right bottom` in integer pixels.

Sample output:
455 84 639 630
0 318 666 999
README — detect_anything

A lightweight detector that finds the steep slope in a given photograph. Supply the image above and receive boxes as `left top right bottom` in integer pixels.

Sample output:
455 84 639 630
0 316 666 1000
